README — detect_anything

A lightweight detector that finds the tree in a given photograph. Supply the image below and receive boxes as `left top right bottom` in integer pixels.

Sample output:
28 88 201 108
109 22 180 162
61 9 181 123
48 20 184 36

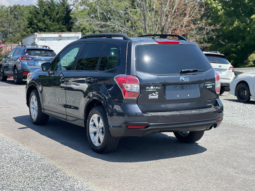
0 5 30 43
73 0 204 37
204 0 255 67
26 0 74 34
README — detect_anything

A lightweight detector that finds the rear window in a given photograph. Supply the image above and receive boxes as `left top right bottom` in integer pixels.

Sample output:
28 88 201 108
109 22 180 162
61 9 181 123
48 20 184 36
136 45 210 75
25 49 56 57
205 55 229 64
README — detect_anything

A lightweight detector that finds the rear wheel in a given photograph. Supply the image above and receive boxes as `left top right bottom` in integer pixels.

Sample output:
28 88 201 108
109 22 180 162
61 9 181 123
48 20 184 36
174 131 204 143
236 83 250 103
0 66 7 81
29 90 49 125
13 68 22 84
86 106 119 153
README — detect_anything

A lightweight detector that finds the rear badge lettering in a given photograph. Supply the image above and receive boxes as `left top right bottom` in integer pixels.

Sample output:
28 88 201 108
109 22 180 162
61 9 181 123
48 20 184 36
149 92 159 99
205 83 215 89
146 86 161 91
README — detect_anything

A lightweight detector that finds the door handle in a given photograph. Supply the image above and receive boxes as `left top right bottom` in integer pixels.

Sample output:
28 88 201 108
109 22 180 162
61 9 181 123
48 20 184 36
86 78 94 83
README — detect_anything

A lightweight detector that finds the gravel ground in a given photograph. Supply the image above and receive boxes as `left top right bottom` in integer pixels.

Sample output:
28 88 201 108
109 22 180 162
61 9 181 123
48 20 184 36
220 92 255 128
0 135 92 191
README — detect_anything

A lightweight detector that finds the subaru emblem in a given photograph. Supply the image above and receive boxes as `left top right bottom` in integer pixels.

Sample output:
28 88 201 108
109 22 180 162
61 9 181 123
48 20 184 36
180 76 189 82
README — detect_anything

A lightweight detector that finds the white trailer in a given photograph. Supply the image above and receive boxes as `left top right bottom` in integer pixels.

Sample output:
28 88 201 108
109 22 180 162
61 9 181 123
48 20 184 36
22 32 82 54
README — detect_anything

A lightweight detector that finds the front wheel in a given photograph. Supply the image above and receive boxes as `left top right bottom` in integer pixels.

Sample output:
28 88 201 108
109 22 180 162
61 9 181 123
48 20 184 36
174 131 204 143
236 83 250 103
0 66 7 81
86 106 119 153
29 90 49 125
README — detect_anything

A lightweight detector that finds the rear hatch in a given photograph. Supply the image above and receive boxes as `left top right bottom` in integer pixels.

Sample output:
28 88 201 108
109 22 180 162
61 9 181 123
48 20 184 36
205 54 233 80
135 43 218 113
24 49 56 67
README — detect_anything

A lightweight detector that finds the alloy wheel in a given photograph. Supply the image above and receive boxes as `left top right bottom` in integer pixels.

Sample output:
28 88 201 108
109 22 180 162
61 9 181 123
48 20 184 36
30 95 38 121
89 114 105 146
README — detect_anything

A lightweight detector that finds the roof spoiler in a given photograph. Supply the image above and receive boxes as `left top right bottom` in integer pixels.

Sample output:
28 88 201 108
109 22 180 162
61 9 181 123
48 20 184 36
139 34 187 41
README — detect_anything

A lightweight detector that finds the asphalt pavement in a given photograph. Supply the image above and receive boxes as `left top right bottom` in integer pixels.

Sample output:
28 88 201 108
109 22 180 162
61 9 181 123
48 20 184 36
0 79 255 191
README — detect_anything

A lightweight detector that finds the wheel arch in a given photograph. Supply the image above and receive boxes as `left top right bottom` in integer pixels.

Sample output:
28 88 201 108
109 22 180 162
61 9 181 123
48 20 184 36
26 84 41 107
84 99 105 123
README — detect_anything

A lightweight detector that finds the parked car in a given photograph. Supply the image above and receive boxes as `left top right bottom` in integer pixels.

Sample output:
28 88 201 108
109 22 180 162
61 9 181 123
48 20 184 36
0 45 56 84
203 51 235 95
26 33 223 153
229 70 255 103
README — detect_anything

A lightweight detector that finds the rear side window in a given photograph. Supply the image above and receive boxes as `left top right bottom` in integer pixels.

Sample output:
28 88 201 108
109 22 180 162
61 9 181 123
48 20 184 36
76 43 103 71
99 44 120 71
25 49 56 57
136 45 211 75
205 55 229 64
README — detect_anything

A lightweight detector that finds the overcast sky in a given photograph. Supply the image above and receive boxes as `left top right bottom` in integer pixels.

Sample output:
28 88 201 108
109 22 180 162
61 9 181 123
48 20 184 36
0 0 36 6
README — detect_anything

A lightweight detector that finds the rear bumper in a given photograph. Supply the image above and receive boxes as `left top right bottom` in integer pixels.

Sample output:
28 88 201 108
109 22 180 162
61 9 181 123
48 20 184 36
108 99 223 137
110 119 222 137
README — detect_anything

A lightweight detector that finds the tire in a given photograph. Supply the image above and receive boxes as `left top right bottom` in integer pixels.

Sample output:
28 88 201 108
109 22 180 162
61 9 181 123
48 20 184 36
13 68 22 84
86 106 119 153
174 131 204 143
0 66 7 81
29 90 49 125
220 87 225 95
236 83 250 103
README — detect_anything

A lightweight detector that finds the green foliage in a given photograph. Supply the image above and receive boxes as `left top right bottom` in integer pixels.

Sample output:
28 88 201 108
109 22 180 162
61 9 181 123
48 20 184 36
204 0 255 67
26 0 73 34
0 5 30 43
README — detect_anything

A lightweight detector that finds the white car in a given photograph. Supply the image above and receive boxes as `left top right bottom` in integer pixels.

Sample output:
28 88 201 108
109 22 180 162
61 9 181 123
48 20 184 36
203 51 235 95
229 71 255 103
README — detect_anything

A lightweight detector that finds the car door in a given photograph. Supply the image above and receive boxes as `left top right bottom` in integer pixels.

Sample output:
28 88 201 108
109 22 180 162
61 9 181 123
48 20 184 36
40 43 84 120
3 48 16 75
65 43 104 125
10 48 22 75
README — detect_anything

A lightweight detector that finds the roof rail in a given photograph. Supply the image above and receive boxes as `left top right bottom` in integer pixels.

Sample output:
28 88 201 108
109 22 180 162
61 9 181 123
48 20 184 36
203 50 220 54
81 33 131 40
139 34 187 41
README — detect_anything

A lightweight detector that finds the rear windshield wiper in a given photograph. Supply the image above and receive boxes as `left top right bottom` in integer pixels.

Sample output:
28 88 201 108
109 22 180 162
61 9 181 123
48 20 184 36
180 69 204 74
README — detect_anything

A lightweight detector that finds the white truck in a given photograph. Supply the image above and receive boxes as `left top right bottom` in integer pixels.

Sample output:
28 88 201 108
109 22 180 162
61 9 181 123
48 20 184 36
22 32 82 54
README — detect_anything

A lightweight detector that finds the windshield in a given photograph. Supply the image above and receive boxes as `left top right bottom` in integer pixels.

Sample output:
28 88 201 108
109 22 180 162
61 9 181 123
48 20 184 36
136 45 210 75
205 55 229 64
25 49 56 57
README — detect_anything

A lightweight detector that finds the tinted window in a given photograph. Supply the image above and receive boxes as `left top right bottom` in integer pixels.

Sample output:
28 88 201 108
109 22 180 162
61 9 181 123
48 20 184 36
136 45 210 75
13 49 21 56
205 55 229 64
25 49 56 57
51 44 83 71
8 49 16 58
76 43 103 71
99 44 120 71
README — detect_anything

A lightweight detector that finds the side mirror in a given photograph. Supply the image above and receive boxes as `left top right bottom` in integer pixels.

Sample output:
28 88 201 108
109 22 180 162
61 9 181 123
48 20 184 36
3 55 7 58
41 62 51 72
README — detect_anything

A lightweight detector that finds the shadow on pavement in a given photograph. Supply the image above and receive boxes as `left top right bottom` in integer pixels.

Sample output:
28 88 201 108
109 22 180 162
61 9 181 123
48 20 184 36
224 99 255 104
14 115 207 162
0 80 26 86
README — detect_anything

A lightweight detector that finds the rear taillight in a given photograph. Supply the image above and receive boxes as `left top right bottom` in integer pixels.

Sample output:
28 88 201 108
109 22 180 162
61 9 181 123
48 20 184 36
23 71 28 75
229 66 234 72
19 56 33 61
114 75 140 99
155 41 180 44
215 72 221 94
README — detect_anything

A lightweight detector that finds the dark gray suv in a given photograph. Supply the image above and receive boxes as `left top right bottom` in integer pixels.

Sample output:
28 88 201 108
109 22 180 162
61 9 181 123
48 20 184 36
25 33 223 153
